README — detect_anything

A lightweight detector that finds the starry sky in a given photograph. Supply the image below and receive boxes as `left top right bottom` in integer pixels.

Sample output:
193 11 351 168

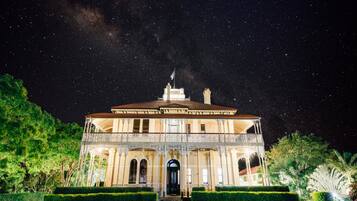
1 0 356 152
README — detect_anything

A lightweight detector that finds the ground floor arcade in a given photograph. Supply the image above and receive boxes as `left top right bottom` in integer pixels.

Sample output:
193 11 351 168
77 146 269 196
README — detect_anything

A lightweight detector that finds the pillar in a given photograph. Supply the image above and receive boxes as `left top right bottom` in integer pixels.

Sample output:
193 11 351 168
87 153 95 186
224 147 230 185
105 148 116 186
122 149 128 186
115 149 122 185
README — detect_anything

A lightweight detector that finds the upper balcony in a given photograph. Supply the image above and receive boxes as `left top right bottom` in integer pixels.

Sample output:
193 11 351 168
82 132 264 147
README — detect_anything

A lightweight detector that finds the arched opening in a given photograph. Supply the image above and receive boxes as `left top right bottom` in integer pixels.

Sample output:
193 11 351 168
139 159 147 184
128 159 137 184
167 159 180 195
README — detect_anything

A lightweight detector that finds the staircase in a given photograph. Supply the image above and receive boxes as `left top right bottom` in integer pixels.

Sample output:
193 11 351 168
160 195 182 201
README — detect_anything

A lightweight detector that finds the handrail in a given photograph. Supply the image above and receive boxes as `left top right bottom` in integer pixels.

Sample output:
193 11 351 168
82 132 264 145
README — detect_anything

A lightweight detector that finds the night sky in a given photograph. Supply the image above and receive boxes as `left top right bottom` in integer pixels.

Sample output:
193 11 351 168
1 0 356 152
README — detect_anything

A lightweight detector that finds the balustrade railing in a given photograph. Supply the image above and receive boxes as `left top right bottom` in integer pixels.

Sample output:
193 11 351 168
82 132 263 145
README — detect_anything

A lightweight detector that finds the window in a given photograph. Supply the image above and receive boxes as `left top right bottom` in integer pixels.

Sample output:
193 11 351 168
217 168 223 185
133 119 140 133
186 124 191 133
200 124 206 133
202 168 208 184
128 159 137 184
139 159 147 184
187 168 192 184
142 119 149 133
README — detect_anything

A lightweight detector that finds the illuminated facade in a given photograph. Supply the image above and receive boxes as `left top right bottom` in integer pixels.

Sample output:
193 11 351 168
77 83 269 196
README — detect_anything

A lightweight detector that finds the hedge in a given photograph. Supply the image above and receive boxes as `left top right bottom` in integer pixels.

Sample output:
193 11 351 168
311 192 334 201
0 193 44 201
215 186 290 192
191 191 299 201
53 187 153 194
191 187 205 191
45 192 157 201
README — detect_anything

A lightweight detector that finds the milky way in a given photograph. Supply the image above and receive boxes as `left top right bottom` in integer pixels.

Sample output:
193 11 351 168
1 0 356 151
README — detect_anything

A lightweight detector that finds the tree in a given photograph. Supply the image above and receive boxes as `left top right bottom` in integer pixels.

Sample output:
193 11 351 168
327 150 357 184
307 165 351 197
0 74 82 192
266 132 330 200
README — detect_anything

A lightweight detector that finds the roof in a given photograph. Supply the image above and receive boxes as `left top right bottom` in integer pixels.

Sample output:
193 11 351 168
85 113 260 119
111 100 237 111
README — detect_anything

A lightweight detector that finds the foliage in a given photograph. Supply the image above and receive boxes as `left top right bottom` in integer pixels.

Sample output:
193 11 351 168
327 150 357 183
0 74 82 193
311 192 334 201
0 192 44 201
191 191 299 201
191 187 205 191
350 182 357 201
53 187 154 194
44 192 158 201
266 131 330 200
215 186 289 192
307 165 351 197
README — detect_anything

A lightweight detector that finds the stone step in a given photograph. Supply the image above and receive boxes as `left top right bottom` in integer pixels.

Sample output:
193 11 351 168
160 196 182 201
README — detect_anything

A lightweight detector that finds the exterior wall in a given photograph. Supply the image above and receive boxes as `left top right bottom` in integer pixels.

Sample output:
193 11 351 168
96 118 255 134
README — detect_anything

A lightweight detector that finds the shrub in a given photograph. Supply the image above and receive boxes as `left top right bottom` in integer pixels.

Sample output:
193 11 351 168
215 186 290 192
45 192 157 201
53 187 153 194
191 191 299 201
191 187 205 191
0 193 44 201
311 192 334 201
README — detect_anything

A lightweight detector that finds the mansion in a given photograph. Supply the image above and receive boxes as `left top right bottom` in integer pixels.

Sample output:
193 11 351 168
77 84 269 196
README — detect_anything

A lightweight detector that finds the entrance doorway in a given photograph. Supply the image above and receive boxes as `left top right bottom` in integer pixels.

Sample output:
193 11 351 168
167 159 180 195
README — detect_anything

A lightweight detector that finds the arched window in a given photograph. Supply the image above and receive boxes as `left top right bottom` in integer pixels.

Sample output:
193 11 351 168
129 159 137 184
139 159 147 184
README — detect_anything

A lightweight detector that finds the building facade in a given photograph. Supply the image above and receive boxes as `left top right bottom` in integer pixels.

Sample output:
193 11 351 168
77 84 269 196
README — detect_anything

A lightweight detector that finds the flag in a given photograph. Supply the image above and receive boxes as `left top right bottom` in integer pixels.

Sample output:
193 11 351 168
170 68 175 80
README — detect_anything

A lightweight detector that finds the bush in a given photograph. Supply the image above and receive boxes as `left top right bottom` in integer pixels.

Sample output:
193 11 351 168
45 192 157 201
215 186 290 192
53 187 153 194
191 187 205 191
311 192 334 201
191 191 299 201
0 193 44 201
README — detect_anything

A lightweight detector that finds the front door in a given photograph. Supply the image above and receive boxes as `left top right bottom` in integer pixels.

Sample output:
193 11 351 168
167 159 180 195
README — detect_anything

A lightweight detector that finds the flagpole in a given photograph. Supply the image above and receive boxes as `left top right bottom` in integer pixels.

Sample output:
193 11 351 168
174 68 176 89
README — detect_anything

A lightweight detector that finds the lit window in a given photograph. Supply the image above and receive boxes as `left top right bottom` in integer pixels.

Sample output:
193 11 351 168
217 168 223 185
200 124 206 133
142 119 149 133
133 119 140 133
202 168 208 184
187 168 192 184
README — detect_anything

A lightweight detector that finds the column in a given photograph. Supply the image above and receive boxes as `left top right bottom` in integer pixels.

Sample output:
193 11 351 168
87 153 95 186
186 149 190 196
246 156 253 185
219 147 225 185
153 150 161 192
115 149 122 185
180 149 187 194
122 149 128 186
105 148 116 186
224 147 230 185
163 146 168 196
96 156 103 186
230 149 239 185
209 150 215 190
196 149 200 187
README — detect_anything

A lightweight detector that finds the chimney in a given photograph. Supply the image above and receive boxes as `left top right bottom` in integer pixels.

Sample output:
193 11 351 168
203 88 211 104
